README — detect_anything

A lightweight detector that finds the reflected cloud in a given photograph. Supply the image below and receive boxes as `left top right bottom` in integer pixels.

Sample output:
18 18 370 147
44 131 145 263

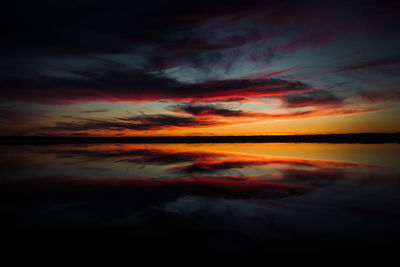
6 143 396 188
1 143 400 261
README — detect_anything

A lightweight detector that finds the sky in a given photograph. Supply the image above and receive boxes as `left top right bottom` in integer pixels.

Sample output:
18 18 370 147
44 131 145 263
1 0 400 136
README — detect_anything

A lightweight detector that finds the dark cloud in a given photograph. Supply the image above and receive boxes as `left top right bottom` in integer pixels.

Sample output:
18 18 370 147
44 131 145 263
281 90 343 108
0 65 311 103
0 0 273 73
79 108 109 113
38 113 222 132
357 89 400 102
172 104 262 117
2 0 398 105
2 0 393 58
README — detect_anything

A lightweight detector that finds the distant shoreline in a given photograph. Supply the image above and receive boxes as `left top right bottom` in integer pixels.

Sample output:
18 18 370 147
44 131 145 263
1 133 399 144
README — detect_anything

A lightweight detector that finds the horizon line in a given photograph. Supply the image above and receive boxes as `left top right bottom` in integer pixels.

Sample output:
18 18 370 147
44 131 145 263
1 133 399 144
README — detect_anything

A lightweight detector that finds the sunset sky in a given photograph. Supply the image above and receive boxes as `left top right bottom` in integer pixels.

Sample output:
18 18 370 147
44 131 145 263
1 0 400 136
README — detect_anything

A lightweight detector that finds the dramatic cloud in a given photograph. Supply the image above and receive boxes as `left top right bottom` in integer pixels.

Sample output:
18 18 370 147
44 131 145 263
38 114 223 133
1 0 399 135
0 70 312 104
33 102 391 134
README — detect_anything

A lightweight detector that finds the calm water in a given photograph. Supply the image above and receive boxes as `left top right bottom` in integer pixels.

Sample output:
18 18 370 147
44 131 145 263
1 143 400 262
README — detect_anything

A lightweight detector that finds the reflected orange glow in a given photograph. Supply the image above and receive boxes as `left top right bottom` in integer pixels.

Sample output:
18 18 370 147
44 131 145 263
56 142 399 167
2 143 399 199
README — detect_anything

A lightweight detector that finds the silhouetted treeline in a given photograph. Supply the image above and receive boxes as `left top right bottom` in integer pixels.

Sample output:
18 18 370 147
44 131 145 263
1 133 399 144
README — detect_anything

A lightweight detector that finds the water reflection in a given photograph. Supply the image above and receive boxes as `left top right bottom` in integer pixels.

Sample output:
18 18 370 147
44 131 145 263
1 143 400 262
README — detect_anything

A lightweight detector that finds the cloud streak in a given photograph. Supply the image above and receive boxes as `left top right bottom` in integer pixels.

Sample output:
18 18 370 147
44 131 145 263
38 114 223 133
334 57 400 72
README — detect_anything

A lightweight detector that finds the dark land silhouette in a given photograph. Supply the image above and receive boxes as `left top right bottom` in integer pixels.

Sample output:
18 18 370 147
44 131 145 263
1 132 399 144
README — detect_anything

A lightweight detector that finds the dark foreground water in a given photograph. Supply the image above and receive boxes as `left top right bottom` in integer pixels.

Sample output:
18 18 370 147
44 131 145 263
1 143 399 263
